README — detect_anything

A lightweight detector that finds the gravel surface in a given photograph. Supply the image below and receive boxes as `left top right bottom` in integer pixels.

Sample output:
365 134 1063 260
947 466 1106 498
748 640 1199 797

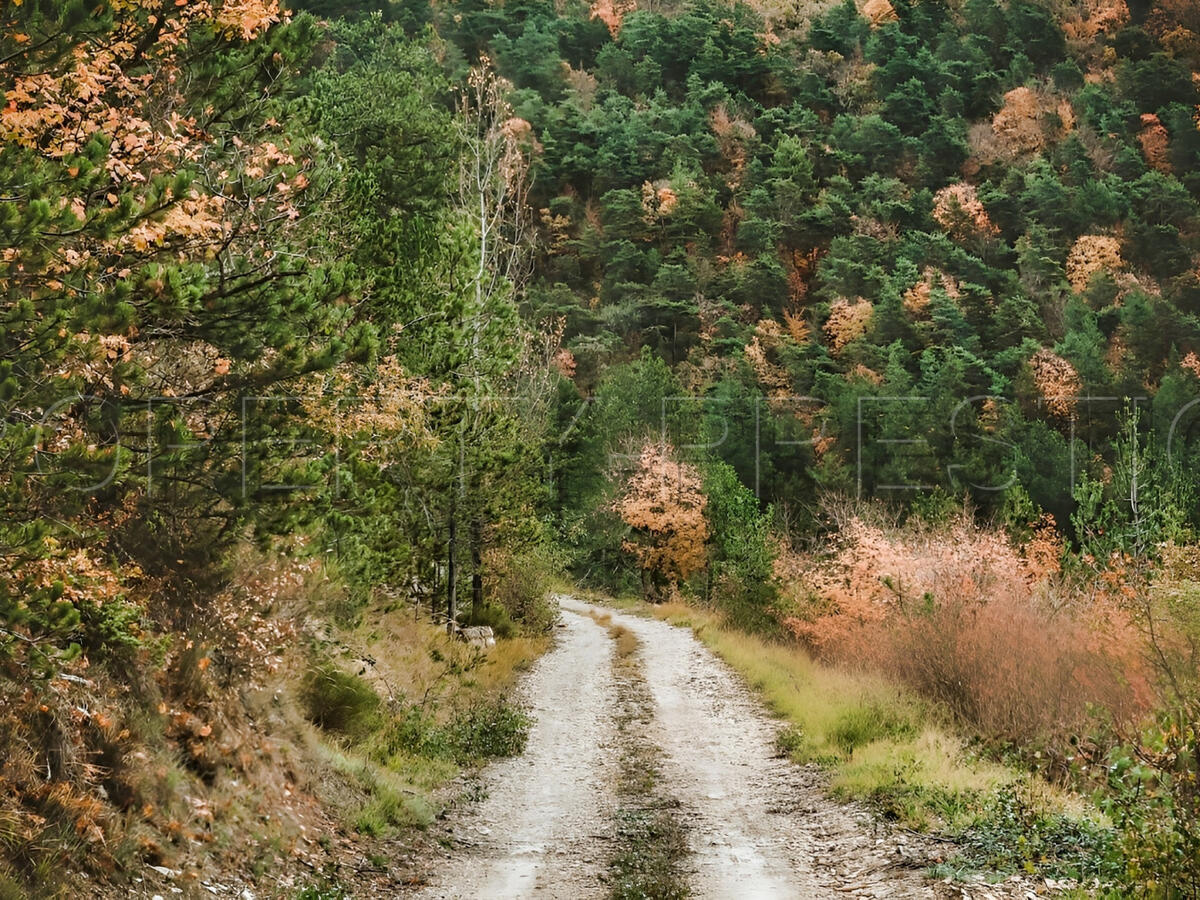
415 597 951 898
568 597 937 900
413 604 621 899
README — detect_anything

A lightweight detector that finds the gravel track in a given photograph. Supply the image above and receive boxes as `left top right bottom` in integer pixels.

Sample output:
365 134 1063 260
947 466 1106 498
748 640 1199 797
413 605 620 899
415 597 942 899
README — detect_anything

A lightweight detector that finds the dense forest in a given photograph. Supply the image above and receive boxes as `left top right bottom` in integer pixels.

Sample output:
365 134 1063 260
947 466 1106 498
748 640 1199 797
4 0 1200 894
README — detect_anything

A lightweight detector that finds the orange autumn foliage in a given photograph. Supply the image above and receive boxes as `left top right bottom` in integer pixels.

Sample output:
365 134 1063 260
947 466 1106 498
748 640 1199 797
823 297 873 353
932 182 999 242
903 267 961 317
859 0 899 26
2 1 279 175
1066 234 1124 292
745 320 793 398
1147 0 1200 62
0 0 313 320
1138 113 1172 173
782 306 810 344
1029 347 1082 419
641 179 679 222
1181 351 1200 379
590 0 636 36
615 443 709 595
552 347 577 379
985 87 1074 160
779 509 1148 745
710 104 757 189
1063 0 1130 42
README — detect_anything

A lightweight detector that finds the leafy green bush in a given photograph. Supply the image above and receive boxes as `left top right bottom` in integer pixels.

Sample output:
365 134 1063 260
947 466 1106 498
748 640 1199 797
701 461 778 633
372 704 451 760
1105 719 1200 896
483 544 561 634
77 596 150 662
301 662 382 739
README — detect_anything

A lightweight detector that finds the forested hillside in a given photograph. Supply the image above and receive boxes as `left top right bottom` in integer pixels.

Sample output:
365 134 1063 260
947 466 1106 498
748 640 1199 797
4 0 1200 894
477 0 1200 542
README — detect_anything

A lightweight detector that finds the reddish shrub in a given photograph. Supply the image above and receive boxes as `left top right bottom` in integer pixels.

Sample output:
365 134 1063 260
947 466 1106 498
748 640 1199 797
781 508 1150 750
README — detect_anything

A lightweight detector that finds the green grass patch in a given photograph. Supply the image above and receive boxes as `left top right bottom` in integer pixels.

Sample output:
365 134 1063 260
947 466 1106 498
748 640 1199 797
830 702 918 756
368 699 530 766
317 743 439 837
301 661 382 739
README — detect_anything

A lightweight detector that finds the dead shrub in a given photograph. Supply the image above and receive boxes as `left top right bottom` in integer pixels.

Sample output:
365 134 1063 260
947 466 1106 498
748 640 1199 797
857 594 1139 750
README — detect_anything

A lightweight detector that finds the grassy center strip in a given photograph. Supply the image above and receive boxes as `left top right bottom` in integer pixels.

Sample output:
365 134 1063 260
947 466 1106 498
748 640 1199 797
587 610 691 900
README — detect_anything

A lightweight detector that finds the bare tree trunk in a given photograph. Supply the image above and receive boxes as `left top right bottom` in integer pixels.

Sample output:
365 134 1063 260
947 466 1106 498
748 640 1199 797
431 552 441 624
447 505 458 637
471 516 484 618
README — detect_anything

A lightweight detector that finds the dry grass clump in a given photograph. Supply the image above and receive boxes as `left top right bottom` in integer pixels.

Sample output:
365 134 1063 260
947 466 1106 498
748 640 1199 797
585 609 639 658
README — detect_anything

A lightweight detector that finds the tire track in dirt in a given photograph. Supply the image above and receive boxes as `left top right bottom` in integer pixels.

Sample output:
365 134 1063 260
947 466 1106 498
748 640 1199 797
416 596 942 899
560 596 937 900
412 606 620 898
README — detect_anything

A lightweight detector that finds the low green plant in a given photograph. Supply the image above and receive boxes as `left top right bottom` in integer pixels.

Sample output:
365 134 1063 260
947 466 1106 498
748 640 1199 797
830 703 918 756
1104 718 1200 896
608 807 690 900
370 698 530 765
77 594 155 663
953 787 1117 882
448 699 531 761
484 541 563 634
301 661 382 738
295 870 354 899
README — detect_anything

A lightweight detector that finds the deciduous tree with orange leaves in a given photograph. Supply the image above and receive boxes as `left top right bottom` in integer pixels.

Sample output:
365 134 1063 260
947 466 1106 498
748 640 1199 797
615 442 708 600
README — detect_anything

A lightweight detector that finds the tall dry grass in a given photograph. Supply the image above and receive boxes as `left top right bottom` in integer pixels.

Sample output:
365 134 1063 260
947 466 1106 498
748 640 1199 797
779 506 1151 752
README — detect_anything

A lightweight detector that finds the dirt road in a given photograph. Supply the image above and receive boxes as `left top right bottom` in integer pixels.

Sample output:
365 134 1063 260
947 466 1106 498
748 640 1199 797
414 597 937 899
